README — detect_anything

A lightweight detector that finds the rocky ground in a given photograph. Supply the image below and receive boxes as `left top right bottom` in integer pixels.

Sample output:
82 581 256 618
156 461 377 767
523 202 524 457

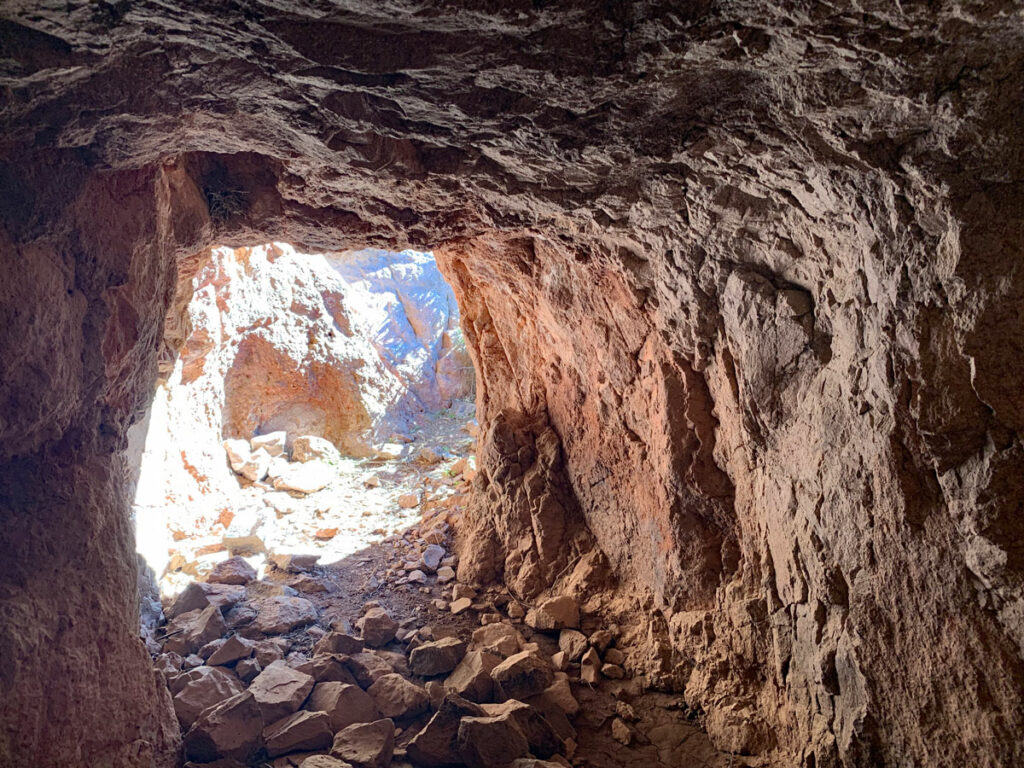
155 399 478 598
154 494 746 768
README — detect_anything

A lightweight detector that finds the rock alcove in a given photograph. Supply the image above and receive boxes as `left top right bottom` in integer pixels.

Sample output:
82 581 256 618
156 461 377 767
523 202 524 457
1 2 1024 768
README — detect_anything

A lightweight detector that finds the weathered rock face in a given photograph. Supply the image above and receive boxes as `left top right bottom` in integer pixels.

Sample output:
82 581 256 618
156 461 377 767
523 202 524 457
2 2 1023 767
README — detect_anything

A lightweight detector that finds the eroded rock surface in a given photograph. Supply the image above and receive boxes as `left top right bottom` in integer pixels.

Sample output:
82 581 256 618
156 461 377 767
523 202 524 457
2 2 1024 767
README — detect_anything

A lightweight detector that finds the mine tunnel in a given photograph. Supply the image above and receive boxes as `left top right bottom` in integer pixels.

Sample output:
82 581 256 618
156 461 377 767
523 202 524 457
1 3 1023 768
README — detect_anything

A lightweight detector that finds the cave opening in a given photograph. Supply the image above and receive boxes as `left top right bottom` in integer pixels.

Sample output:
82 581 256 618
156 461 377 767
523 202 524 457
128 242 478 606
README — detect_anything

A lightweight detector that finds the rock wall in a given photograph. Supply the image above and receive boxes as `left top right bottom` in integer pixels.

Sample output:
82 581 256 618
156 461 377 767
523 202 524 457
2 2 1024 767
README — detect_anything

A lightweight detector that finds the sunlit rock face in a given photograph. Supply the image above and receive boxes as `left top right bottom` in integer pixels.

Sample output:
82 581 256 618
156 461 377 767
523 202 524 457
129 242 470 580
2 1 1024 766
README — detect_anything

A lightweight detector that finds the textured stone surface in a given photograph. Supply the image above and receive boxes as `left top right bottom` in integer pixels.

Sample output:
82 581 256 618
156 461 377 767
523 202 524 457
2 3 1024 767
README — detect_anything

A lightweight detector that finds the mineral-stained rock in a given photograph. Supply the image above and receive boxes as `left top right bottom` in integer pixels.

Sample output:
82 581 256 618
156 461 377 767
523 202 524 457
457 711 530 768
249 661 316 723
251 431 287 457
306 681 379 731
357 607 398 648
208 557 258 586
444 650 500 703
524 597 578 632
407 694 487 766
409 637 467 677
491 650 555 701
331 719 396 768
173 666 244 728
263 710 333 757
368 673 430 720
184 691 264 762
254 596 318 634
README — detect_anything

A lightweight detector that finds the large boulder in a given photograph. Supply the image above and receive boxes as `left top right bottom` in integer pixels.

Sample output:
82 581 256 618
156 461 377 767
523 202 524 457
444 650 500 703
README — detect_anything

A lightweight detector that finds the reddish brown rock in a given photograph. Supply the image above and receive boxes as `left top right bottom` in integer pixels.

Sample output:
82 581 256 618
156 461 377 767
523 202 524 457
406 694 487 767
207 556 258 585
367 673 430 720
184 691 264 763
330 719 395 768
491 650 555 701
444 651 500 703
249 661 316 723
305 681 379 732
263 710 333 757
173 666 244 728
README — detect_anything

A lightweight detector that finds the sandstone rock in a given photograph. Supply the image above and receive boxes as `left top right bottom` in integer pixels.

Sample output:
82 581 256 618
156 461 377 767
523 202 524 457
506 603 526 621
444 650 500 703
538 674 579 717
409 637 467 677
300 757 351 768
491 650 555 701
251 431 287 457
420 545 445 573
407 569 428 584
306 682 379 731
236 658 262 684
397 493 420 509
451 584 477 602
315 631 365 656
603 648 625 666
406 694 486 766
254 597 318 634
207 635 255 666
611 717 632 745
166 581 242 620
587 631 613 654
525 597 578 632
173 666 244 728
164 605 227 656
297 655 359 686
368 673 430 719
269 553 321 572
273 461 334 494
207 556 258 585
255 639 289 667
457 712 530 768
264 710 333 757
331 719 395 768
480 700 562 759
198 638 227 660
436 566 455 584
550 652 568 672
601 663 625 679
557 630 587 663
184 691 263 763
472 623 523 658
249 661 316 723
449 598 472 615
224 438 254 473
344 652 395 688
357 607 398 647
293 435 341 463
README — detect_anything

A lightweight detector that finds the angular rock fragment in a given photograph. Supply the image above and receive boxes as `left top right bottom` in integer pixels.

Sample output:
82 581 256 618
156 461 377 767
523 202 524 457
357 607 398 647
406 693 486 766
300 756 352 768
409 637 467 677
557 630 587 662
264 710 333 756
331 718 395 768
491 650 555 700
368 673 430 719
524 596 578 631
292 435 340 463
254 596 318 634
457 711 530 768
421 544 445 573
297 654 359 685
472 623 523 658
274 461 334 494
207 635 255 666
344 652 395 688
184 690 264 762
444 650 500 703
249 660 315 723
480 700 562 759
306 681 379 731
251 431 287 457
164 605 227 656
173 666 244 728
208 556 258 585
315 631 365 656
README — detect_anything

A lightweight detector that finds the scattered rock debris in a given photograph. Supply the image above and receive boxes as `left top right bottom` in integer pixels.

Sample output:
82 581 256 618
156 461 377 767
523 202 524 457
154 493 751 768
